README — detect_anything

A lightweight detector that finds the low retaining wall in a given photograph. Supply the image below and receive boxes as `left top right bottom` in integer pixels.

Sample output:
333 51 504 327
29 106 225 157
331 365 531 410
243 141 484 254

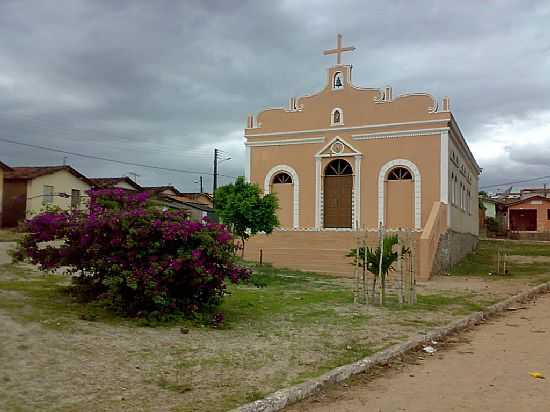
436 230 479 272
231 281 550 412
244 230 425 278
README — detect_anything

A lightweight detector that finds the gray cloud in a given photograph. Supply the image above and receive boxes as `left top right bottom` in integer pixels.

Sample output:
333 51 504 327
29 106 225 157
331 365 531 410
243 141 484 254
0 0 549 191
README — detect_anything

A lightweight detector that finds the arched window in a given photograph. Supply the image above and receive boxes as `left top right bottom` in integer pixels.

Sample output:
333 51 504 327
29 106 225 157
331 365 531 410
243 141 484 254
454 175 458 206
325 159 352 175
333 72 344 89
272 172 292 184
331 108 343 125
333 109 341 124
387 166 413 180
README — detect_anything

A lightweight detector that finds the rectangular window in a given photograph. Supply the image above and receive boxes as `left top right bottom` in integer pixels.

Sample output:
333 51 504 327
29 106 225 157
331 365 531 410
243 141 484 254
42 185 54 205
71 189 81 208
547 209 550 220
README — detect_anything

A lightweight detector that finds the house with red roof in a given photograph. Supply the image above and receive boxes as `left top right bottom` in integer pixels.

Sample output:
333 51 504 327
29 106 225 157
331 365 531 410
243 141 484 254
2 165 92 227
505 195 550 237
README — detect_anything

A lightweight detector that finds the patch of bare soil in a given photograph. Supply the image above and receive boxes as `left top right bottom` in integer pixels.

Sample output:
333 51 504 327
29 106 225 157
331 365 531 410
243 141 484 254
286 293 550 412
422 274 529 299
0 242 15 265
507 255 550 264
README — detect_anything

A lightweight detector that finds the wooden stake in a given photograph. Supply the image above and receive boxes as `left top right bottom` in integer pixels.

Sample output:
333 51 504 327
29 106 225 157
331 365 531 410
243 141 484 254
353 237 359 303
397 231 404 305
378 223 385 306
363 236 368 305
259 248 263 265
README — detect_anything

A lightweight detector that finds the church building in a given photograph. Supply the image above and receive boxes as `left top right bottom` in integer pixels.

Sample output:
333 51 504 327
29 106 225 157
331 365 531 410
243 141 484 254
243 35 481 279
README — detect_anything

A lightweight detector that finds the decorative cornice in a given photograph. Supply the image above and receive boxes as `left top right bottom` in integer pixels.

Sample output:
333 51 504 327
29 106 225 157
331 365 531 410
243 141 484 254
245 137 324 147
352 127 449 141
245 119 448 138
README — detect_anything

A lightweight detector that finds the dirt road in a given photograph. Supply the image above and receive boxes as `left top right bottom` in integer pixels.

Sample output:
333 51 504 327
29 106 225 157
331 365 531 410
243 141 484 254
287 293 550 412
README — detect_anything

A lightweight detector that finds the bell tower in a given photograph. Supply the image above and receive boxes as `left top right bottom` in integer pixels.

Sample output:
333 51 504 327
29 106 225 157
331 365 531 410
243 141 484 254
323 34 355 90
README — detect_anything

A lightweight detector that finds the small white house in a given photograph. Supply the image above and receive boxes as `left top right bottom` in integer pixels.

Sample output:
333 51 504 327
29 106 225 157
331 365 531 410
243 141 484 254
2 166 92 227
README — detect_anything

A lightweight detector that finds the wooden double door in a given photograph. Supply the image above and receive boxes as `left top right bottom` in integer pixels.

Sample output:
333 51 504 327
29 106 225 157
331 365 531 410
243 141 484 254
323 175 353 228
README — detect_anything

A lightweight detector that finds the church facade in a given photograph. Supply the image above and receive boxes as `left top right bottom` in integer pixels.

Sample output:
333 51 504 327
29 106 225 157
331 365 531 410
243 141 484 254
243 35 480 279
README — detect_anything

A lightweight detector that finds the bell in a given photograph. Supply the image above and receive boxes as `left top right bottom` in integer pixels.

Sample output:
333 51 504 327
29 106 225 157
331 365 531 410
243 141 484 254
334 76 343 88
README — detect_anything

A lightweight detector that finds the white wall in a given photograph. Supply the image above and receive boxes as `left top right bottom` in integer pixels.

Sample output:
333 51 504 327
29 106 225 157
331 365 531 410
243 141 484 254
26 171 91 216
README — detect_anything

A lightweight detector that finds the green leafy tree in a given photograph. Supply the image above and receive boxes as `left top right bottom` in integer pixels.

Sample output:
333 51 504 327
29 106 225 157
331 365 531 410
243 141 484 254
214 176 279 257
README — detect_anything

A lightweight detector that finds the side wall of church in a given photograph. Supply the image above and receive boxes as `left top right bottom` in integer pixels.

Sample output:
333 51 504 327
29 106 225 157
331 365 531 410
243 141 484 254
447 132 479 236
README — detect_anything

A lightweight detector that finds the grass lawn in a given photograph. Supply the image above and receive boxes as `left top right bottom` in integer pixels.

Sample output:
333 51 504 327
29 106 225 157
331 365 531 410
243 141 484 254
450 239 550 281
1 239 549 411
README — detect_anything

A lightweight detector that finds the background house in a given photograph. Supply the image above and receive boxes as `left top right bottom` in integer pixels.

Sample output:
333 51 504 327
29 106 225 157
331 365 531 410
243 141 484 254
89 177 142 191
0 161 14 227
519 187 550 200
505 195 550 238
143 186 181 197
2 163 217 227
2 166 92 227
174 192 214 208
150 196 216 221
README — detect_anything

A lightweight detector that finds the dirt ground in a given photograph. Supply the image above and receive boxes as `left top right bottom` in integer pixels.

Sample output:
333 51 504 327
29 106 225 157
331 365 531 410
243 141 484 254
1 240 550 411
0 242 14 265
286 292 550 412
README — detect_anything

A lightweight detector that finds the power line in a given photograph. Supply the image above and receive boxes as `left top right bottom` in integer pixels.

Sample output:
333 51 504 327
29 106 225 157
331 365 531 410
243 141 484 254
0 137 238 179
0 113 223 158
480 175 550 190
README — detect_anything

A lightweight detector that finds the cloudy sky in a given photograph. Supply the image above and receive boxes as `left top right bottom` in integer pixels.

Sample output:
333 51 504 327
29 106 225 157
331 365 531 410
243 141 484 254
0 0 548 193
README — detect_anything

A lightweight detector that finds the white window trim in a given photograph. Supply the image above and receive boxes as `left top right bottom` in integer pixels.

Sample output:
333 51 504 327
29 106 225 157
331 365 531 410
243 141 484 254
378 159 422 229
440 130 449 204
264 165 300 229
42 185 54 205
244 145 251 182
314 138 363 230
330 107 344 126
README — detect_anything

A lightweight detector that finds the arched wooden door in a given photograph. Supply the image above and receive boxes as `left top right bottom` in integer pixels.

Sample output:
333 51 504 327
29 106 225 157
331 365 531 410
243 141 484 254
385 166 414 228
323 159 353 228
271 172 293 228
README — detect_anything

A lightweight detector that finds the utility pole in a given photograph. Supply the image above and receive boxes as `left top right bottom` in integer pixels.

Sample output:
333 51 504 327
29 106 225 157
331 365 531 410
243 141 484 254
213 148 219 195
195 176 204 193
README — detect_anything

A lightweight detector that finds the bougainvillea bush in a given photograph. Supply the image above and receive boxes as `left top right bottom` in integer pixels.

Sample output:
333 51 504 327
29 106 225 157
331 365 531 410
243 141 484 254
14 189 250 317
